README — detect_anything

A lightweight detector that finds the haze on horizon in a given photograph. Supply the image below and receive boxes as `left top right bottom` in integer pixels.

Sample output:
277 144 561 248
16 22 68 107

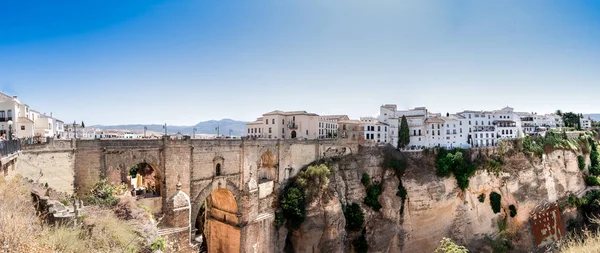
1 0 599 125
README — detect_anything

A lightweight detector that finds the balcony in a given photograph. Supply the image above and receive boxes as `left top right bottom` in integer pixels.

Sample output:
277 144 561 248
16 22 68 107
473 126 495 132
0 118 5 122
287 122 298 130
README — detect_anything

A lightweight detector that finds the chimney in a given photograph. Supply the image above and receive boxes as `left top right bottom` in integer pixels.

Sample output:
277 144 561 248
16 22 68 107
13 96 17 100
50 112 53 118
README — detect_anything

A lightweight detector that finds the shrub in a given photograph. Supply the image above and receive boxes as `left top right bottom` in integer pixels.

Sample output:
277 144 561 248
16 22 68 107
568 195 585 207
578 155 586 170
129 164 139 177
509 205 517 218
490 192 502 214
435 149 477 190
274 211 285 228
364 183 383 212
343 203 364 231
352 228 369 253
586 176 600 186
296 164 331 201
478 194 485 203
87 178 119 207
150 237 166 251
361 172 371 188
434 237 469 253
280 186 305 230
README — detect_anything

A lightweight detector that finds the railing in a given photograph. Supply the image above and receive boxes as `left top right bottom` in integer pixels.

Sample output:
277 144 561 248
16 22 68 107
287 122 298 130
0 140 21 157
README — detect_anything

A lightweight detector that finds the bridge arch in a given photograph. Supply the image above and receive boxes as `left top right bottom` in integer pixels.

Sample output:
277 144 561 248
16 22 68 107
192 181 242 253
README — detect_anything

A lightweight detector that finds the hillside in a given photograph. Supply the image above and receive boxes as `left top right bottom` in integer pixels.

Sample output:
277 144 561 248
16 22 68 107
91 119 249 136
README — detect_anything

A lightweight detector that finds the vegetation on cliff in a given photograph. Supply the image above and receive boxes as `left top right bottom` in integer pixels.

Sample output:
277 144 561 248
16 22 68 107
277 164 331 230
352 228 369 253
280 186 306 230
343 203 364 231
434 237 469 253
435 148 477 190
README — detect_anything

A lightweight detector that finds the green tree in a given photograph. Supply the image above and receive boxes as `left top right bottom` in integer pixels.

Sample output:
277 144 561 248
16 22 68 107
280 186 305 230
398 115 410 148
343 203 364 231
562 112 580 128
361 173 371 188
578 155 586 170
81 121 85 128
434 237 469 253
555 110 563 116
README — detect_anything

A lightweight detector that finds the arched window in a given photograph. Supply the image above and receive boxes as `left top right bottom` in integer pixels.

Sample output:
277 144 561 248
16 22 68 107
7 110 12 120
216 163 222 176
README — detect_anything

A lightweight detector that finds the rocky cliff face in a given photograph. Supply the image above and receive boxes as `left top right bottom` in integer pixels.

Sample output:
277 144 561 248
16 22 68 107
281 146 587 253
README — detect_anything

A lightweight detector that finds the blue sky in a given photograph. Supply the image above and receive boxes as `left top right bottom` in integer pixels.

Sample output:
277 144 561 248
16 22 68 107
1 1 599 125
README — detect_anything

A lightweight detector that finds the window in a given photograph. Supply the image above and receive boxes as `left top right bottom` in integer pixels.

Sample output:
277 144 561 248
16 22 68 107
446 130 450 134
413 130 416 136
216 164 222 176
343 125 346 130
438 130 440 135
269 127 272 133
21 126 25 130
469 121 471 125
460 121 462 126
378 126 381 131
491 133 494 138
7 110 12 120
248 129 250 133
265 119 268 124
418 130 421 135
282 119 284 124
272 119 275 124
475 121 478 126
486 133 489 138
306 130 308 135
282 128 284 133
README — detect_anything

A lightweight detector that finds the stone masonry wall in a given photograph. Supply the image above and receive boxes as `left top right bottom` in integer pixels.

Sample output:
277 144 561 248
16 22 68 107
16 150 76 194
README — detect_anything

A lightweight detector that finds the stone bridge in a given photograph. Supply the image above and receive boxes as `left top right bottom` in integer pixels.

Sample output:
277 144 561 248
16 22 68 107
14 137 357 252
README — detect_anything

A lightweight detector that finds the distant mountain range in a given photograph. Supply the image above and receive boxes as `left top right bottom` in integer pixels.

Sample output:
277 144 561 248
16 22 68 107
584 114 600 122
91 119 249 136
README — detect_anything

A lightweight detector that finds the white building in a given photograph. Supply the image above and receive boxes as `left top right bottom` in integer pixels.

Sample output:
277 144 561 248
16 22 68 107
518 113 563 136
581 118 593 129
378 105 428 148
0 94 21 138
360 117 389 144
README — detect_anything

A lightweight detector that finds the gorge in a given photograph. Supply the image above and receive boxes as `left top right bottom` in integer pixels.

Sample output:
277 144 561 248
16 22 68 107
6 135 594 252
